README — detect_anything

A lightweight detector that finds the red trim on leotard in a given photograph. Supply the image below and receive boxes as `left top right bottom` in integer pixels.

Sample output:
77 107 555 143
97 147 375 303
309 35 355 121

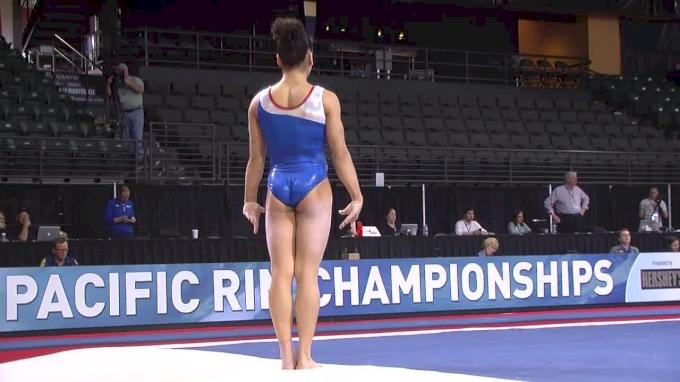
268 86 315 110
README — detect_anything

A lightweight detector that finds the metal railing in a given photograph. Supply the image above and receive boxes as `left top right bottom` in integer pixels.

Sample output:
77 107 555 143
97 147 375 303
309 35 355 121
0 136 143 183
124 28 590 86
51 34 102 75
2 133 678 185
50 33 106 110
20 0 42 54
149 122 217 181
217 142 680 186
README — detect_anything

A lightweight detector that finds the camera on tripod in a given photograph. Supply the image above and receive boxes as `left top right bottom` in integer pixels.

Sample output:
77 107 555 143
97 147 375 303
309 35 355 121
104 66 126 135
108 72 125 90
113 74 126 87
104 66 125 88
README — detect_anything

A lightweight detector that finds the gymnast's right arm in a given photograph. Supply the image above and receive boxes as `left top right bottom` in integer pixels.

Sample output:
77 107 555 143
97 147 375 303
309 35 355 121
244 96 266 204
323 90 362 202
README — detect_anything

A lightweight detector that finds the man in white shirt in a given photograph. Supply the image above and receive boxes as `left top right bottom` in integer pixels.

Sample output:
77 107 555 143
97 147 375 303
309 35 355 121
543 171 590 233
455 208 488 236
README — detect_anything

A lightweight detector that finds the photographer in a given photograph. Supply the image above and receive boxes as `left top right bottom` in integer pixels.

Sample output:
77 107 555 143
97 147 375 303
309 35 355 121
106 63 145 166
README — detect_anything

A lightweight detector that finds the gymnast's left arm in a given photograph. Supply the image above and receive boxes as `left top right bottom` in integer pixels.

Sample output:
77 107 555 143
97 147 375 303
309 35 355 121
244 96 266 204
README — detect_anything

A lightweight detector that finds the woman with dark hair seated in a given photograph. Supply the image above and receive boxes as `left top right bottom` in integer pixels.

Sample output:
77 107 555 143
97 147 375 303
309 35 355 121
507 209 531 235
377 208 400 236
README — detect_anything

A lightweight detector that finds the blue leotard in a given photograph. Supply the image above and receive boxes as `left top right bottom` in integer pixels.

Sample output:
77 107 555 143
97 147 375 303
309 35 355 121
257 85 328 208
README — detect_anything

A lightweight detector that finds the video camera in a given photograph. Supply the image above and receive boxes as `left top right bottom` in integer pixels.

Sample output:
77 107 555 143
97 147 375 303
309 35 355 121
110 73 126 89
104 65 125 89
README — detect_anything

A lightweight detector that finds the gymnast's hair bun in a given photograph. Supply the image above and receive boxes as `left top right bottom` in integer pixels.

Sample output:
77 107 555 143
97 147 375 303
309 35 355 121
271 17 310 68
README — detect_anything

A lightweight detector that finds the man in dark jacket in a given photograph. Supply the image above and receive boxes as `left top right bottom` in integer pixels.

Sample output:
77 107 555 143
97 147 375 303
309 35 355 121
40 237 78 267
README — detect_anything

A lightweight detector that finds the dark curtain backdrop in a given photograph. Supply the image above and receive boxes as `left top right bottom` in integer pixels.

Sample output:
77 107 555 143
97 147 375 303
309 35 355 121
124 0 519 53
318 2 518 52
620 19 673 77
1 184 677 240
124 0 300 33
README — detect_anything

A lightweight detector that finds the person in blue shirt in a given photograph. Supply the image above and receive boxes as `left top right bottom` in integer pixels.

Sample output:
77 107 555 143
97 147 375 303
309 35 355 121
105 185 136 239
610 228 640 254
40 237 78 267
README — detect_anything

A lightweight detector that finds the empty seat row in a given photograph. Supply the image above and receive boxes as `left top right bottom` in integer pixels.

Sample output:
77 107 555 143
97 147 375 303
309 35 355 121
146 94 246 111
0 88 73 107
341 116 652 137
0 120 98 138
340 104 619 122
345 131 673 152
0 137 130 154
156 106 651 139
155 108 247 126
0 137 135 179
338 92 601 113
0 70 54 91
150 94 653 139
211 121 670 152
0 103 93 123
202 118 659 143
147 88 602 115
146 80 259 98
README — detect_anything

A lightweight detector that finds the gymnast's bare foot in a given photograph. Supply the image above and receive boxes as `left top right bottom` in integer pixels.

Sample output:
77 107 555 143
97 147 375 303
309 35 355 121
295 357 321 370
279 340 296 370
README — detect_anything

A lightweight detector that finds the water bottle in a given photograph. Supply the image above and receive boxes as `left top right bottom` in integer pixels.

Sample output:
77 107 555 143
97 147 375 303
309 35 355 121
422 223 429 237
1 233 7 242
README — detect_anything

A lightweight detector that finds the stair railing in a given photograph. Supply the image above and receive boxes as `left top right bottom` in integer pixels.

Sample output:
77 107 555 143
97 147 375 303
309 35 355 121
83 30 108 73
52 33 105 108
52 33 104 71
20 0 42 53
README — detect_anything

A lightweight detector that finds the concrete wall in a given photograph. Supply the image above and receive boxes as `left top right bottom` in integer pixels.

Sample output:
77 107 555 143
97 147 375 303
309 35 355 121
139 66 590 101
0 0 19 48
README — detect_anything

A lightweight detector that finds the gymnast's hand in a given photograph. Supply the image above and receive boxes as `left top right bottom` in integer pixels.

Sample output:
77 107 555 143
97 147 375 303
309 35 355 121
243 202 265 234
338 199 363 230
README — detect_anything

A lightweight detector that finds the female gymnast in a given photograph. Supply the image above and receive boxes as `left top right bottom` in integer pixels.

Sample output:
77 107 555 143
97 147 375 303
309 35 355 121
242 17 363 370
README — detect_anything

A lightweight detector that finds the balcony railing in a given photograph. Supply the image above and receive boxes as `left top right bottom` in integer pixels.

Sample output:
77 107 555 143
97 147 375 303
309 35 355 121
120 28 590 87
1 130 679 186
0 136 144 183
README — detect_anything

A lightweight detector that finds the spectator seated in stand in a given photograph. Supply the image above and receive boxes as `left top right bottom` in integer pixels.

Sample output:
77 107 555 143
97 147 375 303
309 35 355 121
609 229 640 254
40 237 78 267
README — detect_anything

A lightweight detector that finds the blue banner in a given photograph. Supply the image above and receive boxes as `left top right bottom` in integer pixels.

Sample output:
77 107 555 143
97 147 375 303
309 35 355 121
1 253 678 332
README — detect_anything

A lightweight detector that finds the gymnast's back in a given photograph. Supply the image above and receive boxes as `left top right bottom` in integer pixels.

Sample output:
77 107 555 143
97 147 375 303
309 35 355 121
256 85 328 207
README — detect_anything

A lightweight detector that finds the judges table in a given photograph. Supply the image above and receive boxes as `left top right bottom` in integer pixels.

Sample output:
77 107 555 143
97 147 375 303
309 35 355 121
0 232 671 268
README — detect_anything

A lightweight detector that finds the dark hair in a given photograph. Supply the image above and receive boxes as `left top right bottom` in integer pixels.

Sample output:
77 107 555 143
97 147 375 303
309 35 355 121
666 236 678 245
513 209 523 220
271 17 311 69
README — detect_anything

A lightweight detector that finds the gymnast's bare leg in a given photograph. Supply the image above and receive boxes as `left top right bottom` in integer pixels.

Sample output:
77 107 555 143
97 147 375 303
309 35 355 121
264 193 298 369
291 180 333 369
243 16 364 370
